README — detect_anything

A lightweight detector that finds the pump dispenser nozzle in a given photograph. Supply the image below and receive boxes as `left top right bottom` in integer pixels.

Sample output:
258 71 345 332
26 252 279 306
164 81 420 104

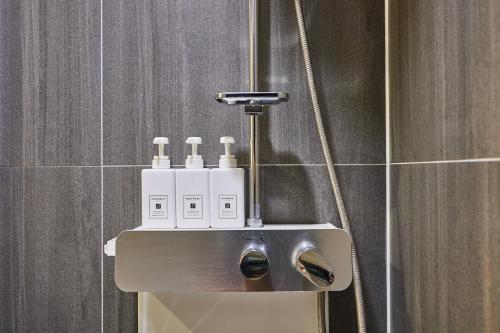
152 137 170 168
219 136 237 168
185 137 203 169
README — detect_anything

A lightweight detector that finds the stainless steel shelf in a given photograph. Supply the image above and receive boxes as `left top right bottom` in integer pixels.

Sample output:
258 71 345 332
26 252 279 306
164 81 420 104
106 224 352 293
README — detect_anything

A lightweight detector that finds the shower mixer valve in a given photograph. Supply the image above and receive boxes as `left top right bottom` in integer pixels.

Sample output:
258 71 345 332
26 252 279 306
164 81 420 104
238 242 335 288
110 224 352 292
240 247 269 280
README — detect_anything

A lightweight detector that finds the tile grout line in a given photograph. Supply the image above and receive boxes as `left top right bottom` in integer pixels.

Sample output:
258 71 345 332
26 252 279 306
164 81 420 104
12 163 387 168
12 158 500 169
6 158 500 170
391 157 500 165
100 0 104 331
384 0 391 331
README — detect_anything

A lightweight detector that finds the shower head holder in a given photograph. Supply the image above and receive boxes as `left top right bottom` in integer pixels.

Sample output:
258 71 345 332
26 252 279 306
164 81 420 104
215 91 289 115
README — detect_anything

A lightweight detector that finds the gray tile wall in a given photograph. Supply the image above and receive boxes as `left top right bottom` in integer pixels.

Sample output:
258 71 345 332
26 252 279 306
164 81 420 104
1 0 103 332
390 0 500 331
0 1 386 332
390 0 500 162
103 167 141 333
391 163 500 332
0 1 23 166
21 0 101 166
21 167 101 333
0 168 23 332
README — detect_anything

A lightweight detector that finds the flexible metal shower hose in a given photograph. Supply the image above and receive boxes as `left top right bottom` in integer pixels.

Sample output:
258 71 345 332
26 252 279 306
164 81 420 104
293 1 367 332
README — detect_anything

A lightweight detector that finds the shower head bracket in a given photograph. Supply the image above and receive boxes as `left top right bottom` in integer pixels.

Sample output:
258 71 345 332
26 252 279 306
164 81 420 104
216 91 289 115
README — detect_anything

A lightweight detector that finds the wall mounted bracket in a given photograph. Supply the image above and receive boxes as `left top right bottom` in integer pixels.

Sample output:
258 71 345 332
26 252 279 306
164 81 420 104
216 92 289 115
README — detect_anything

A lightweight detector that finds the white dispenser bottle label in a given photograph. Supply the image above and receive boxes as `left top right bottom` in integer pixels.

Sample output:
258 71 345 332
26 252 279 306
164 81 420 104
183 195 203 219
149 195 168 218
218 195 237 219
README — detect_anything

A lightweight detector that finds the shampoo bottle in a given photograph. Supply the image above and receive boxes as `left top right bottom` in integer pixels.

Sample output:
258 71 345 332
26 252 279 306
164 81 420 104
141 137 176 228
210 136 245 228
176 137 210 228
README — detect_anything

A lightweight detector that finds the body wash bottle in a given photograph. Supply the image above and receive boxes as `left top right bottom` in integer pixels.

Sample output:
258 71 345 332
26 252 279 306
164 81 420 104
210 136 245 228
176 137 210 228
141 137 176 228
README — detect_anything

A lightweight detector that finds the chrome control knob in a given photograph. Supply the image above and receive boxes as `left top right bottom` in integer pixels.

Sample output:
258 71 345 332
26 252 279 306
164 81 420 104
296 248 334 288
240 248 269 280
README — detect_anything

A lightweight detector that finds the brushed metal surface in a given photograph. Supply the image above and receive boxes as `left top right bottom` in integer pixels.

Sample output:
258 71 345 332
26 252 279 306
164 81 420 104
115 225 352 292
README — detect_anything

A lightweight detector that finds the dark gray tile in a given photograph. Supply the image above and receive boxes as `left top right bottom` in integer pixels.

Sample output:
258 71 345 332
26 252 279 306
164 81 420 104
103 0 385 166
260 0 385 165
0 1 23 166
261 165 386 332
103 167 142 333
22 0 101 166
103 0 247 166
391 162 500 332
260 165 336 224
390 0 500 162
0 168 23 332
22 167 101 332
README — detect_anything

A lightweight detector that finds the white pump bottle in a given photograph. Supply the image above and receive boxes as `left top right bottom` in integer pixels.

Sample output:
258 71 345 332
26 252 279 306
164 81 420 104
141 137 176 228
210 136 245 228
176 137 211 228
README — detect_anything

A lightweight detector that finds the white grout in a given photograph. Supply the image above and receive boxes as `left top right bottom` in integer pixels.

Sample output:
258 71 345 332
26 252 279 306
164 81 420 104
391 157 500 165
99 163 386 168
384 0 392 331
10 158 500 169
99 0 104 331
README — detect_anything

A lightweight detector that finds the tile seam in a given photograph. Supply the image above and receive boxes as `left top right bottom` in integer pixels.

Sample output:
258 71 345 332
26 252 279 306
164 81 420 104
391 157 500 165
99 0 104 331
384 0 391 330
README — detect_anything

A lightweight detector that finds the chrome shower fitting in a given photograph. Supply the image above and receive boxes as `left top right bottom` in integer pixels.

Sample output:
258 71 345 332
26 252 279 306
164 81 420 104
295 248 335 288
215 92 289 105
239 247 270 280
215 91 288 228
112 225 352 292
216 0 289 228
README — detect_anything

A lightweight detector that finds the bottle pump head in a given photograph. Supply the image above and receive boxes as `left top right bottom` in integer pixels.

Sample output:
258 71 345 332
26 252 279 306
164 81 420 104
152 137 170 169
219 136 237 168
185 137 204 169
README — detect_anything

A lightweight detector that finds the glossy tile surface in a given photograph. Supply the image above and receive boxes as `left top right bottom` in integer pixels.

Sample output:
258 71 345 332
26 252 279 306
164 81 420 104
22 0 101 166
103 0 385 166
21 167 101 332
390 0 500 162
391 162 500 332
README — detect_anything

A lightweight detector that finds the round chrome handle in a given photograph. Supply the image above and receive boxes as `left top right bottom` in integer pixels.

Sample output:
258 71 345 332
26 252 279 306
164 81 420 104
240 249 269 280
296 248 334 288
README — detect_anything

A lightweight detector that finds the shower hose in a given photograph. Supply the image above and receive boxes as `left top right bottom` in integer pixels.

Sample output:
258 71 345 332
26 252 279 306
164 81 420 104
293 1 367 333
